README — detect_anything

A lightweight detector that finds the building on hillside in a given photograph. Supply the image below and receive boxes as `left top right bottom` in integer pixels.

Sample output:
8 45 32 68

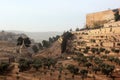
86 8 120 28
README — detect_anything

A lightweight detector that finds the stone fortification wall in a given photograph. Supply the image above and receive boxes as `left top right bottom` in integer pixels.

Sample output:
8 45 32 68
86 8 120 28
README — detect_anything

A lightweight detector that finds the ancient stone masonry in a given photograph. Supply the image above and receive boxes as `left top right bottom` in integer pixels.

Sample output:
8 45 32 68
65 8 120 54
63 8 120 55
86 8 120 28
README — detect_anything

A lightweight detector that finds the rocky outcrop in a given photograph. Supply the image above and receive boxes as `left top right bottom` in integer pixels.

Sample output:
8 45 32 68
34 40 61 58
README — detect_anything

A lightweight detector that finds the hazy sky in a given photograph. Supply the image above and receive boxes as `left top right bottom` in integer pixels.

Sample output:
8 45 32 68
0 0 120 32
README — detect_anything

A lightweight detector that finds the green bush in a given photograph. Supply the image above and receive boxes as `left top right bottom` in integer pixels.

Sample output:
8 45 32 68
18 59 31 72
67 64 79 75
114 11 120 21
32 59 42 71
0 62 10 74
100 47 105 52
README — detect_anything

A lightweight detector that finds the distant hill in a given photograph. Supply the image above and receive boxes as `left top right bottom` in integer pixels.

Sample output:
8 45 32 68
25 32 62 42
7 30 62 43
0 31 28 43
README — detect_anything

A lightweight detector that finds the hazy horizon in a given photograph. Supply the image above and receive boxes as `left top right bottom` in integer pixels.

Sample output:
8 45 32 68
0 0 120 32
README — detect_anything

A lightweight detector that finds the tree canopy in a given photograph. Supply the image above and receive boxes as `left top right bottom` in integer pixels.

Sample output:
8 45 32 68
17 36 31 47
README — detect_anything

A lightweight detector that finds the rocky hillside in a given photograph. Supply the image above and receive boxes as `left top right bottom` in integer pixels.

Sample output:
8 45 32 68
34 26 120 58
34 40 62 58
62 26 120 56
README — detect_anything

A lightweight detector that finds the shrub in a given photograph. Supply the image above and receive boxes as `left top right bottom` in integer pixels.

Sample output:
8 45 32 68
80 69 88 79
92 66 100 74
83 49 89 54
114 11 120 21
61 31 73 53
111 48 120 53
32 45 39 53
108 56 115 62
84 62 93 68
86 46 90 50
32 59 42 71
101 63 115 76
0 63 10 74
18 59 31 72
90 39 96 43
67 64 79 75
100 47 105 52
105 50 110 54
